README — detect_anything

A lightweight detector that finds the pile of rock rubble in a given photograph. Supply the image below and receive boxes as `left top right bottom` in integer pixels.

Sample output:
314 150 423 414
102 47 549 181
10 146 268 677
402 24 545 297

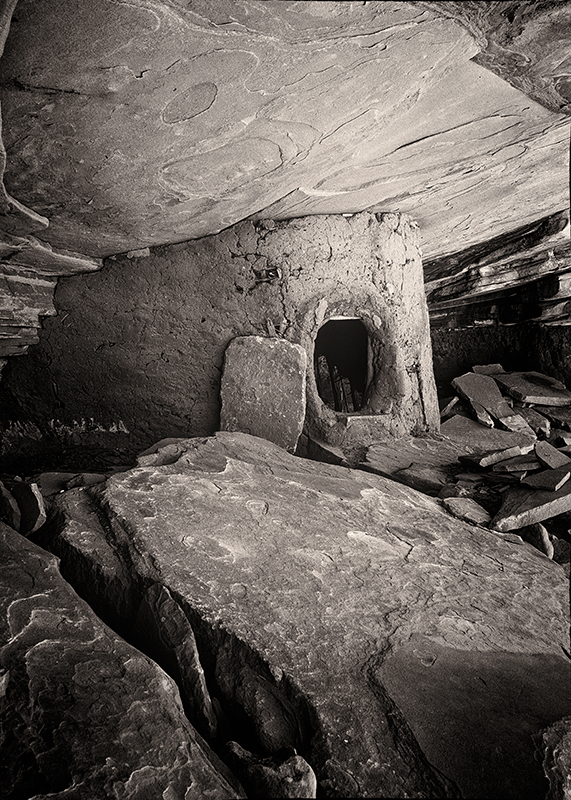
437 365 571 569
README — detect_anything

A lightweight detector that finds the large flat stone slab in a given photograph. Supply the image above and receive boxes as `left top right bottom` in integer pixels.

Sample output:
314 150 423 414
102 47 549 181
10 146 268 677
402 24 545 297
220 336 307 452
493 371 571 406
378 636 571 800
491 481 571 532
440 414 536 451
0 521 244 799
46 432 570 799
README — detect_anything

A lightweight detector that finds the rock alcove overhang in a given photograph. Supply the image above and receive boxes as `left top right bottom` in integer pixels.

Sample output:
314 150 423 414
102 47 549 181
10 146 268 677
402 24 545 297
0 0 568 260
0 0 569 358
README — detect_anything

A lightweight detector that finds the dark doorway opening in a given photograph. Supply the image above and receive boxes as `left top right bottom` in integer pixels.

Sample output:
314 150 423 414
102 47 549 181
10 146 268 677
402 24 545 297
314 318 369 412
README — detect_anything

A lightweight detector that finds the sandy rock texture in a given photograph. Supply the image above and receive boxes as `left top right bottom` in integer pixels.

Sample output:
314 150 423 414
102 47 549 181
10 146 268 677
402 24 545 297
0 520 245 800
39 431 571 799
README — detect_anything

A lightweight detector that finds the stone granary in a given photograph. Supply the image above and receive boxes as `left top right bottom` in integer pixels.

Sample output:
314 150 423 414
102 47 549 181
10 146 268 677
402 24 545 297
0 2 571 799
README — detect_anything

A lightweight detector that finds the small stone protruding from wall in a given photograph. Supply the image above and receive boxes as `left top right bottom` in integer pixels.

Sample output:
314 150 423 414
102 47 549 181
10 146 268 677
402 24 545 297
220 336 307 452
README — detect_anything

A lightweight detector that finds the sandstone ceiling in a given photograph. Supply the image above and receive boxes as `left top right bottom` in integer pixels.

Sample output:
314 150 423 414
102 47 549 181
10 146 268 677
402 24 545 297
0 0 568 278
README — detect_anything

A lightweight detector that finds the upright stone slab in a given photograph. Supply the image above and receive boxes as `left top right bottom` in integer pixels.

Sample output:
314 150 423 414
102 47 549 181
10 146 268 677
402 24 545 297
452 371 514 421
220 336 306 452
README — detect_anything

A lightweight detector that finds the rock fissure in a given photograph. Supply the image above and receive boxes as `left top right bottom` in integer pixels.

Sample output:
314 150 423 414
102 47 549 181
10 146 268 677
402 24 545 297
34 482 324 796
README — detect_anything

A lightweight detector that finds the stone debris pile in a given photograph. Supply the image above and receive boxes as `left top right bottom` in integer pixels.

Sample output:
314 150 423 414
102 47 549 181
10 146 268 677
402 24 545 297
439 365 571 566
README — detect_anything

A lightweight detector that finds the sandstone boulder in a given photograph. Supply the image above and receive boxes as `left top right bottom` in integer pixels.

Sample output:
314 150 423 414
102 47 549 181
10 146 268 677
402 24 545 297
43 431 571 799
0 521 245 799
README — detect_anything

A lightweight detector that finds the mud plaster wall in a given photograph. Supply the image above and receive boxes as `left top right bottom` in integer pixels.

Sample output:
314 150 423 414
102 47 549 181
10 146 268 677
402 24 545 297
0 212 438 467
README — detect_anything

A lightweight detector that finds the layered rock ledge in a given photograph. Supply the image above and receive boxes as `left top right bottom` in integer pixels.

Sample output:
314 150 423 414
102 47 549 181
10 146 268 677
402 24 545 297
35 431 571 799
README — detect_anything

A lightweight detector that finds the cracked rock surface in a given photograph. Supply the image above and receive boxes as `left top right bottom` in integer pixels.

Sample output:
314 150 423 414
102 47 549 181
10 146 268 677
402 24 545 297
38 431 571 798
0 520 245 799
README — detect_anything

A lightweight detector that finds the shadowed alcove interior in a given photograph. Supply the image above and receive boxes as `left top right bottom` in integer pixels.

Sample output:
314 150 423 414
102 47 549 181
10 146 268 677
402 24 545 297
314 317 369 413
0 211 440 466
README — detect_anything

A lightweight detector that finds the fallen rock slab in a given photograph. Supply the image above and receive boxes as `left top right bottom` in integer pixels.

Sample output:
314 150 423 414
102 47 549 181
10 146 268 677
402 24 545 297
494 371 571 406
46 431 571 800
497 413 537 436
360 432 472 497
459 444 532 469
440 395 460 420
472 363 505 375
492 453 542 473
440 414 536 451
535 441 571 469
392 462 451 495
521 466 571 492
452 371 518 424
0 521 245 800
492 481 571 531
542 407 571 431
362 432 469 480
442 496 492 526
515 405 551 437
469 399 495 427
